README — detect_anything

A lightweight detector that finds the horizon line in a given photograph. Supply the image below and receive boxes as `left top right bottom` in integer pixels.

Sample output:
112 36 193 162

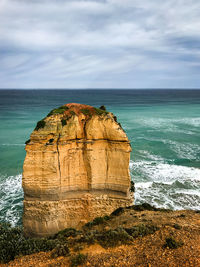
0 88 200 90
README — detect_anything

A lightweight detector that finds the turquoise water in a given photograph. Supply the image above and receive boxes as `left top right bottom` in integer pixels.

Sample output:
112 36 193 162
0 89 200 225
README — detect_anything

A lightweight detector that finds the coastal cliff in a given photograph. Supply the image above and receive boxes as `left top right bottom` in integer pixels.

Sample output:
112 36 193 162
23 103 132 237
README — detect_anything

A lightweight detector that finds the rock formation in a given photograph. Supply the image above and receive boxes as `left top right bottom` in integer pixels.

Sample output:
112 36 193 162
23 103 132 237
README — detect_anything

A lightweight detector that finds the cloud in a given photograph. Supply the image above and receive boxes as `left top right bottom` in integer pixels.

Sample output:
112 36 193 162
0 0 200 88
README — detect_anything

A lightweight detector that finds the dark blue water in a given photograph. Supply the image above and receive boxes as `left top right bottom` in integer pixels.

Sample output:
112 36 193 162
0 89 200 225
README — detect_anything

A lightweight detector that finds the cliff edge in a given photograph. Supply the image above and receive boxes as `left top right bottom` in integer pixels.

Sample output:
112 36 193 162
23 103 132 237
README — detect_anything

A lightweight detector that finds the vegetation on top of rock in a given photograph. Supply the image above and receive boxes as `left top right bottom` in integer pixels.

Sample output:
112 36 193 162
94 107 109 115
80 108 91 116
70 110 76 116
164 237 183 249
34 119 46 131
47 105 69 117
99 105 106 111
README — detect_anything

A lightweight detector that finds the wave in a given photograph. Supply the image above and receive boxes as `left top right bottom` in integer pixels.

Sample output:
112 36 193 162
134 139 200 160
137 150 164 161
0 174 23 226
1 159 200 226
130 159 200 210
162 140 200 160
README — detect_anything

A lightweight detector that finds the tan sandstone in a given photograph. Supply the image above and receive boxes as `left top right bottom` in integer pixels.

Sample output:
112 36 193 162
22 103 133 236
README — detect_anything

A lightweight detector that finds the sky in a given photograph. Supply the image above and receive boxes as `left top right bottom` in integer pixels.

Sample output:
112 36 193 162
0 0 200 89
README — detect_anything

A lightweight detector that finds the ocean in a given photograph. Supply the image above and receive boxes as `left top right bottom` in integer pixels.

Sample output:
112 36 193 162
0 89 200 226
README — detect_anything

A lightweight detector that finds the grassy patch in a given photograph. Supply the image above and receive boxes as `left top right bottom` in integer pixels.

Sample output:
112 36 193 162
70 253 88 267
164 237 183 249
34 120 46 131
47 106 69 117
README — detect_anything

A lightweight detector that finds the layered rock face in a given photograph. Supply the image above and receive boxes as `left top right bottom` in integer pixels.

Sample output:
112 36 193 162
23 103 132 237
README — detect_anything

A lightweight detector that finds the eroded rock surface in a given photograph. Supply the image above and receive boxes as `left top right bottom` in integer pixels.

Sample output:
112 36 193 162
23 103 132 236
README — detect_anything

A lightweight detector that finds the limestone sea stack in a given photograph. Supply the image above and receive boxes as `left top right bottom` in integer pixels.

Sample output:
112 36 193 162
23 103 133 237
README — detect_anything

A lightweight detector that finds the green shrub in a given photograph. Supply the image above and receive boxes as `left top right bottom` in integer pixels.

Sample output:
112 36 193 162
84 215 110 228
132 203 157 211
164 237 183 249
70 111 76 116
47 106 69 117
34 120 46 131
94 107 108 115
110 207 125 216
70 253 88 267
97 227 132 248
0 223 57 263
53 228 78 240
80 109 91 116
51 243 70 258
125 224 159 238
99 105 106 111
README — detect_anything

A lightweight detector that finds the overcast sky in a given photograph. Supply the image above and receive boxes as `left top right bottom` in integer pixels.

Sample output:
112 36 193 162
0 0 200 89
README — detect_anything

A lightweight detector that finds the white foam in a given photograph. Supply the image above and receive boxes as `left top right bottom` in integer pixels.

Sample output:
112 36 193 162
133 160 200 182
162 140 200 160
131 159 200 210
135 182 153 189
137 150 164 161
0 174 23 226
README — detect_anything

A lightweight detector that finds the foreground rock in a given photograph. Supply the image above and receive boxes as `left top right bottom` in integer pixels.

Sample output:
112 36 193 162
2 207 200 267
23 103 132 237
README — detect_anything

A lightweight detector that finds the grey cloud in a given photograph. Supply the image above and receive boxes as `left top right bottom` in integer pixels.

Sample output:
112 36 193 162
0 0 200 88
